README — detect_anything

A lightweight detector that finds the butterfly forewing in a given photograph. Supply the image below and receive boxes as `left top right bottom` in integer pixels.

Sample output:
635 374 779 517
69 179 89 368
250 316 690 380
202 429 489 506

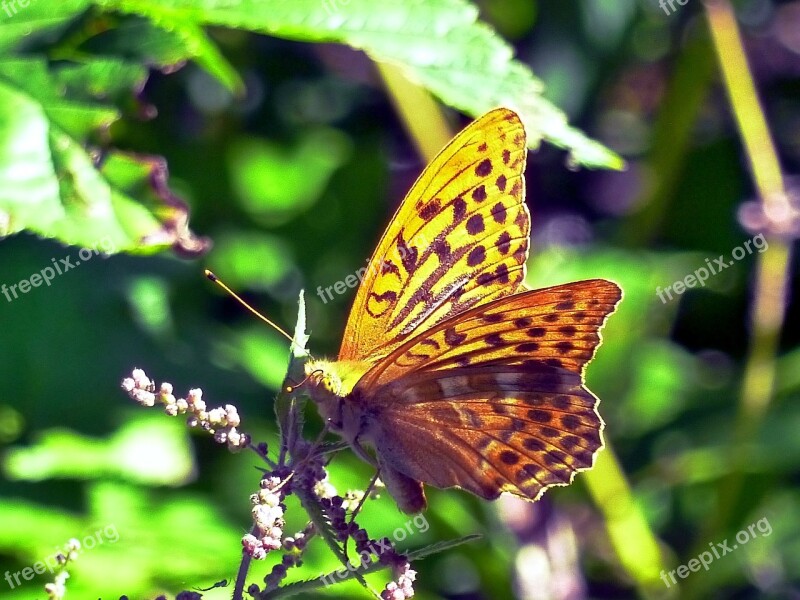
358 279 621 388
339 108 529 363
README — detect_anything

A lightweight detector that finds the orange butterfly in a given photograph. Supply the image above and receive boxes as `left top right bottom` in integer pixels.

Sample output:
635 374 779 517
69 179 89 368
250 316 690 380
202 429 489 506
299 108 621 513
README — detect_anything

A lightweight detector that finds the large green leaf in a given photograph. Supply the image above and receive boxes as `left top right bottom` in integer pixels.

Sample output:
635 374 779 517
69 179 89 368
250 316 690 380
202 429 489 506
3 417 193 485
95 0 623 170
79 16 244 93
0 57 209 254
0 0 92 54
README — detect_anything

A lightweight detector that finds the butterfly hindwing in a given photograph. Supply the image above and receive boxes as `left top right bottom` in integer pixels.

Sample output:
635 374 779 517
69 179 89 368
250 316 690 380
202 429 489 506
352 280 622 505
368 367 602 503
339 108 529 363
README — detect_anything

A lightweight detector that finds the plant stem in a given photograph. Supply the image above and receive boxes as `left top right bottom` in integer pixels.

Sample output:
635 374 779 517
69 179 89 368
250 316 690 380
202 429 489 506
376 61 454 162
233 529 257 600
584 445 673 599
684 2 794 596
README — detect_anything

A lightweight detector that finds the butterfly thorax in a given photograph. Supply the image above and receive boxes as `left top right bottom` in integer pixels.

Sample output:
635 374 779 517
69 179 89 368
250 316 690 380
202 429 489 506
303 359 372 443
302 358 427 511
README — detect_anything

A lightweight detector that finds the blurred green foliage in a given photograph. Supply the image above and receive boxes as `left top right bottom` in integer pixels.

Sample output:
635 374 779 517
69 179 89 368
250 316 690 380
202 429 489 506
1 0 799 599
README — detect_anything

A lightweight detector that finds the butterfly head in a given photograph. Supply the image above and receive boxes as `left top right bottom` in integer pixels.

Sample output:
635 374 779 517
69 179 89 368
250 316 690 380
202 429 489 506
287 359 371 435
299 360 371 396
298 361 342 395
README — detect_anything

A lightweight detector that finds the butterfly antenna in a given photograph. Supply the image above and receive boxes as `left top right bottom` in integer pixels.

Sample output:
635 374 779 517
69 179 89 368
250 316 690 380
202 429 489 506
284 369 323 394
205 270 293 343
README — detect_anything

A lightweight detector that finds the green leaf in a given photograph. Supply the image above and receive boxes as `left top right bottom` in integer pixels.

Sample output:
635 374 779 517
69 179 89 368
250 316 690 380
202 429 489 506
0 0 92 54
206 232 294 291
53 58 148 104
2 416 194 485
227 128 353 225
0 57 209 254
262 533 482 599
81 16 244 93
94 0 623 170
275 291 310 463
0 483 241 597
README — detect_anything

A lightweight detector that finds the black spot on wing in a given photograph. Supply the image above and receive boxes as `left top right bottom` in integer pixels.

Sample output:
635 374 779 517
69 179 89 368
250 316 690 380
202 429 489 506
395 232 419 275
496 232 512 254
475 159 492 177
467 245 486 267
452 197 468 222
419 198 441 221
444 327 467 347
499 450 519 465
466 214 485 235
492 202 507 224
485 333 504 346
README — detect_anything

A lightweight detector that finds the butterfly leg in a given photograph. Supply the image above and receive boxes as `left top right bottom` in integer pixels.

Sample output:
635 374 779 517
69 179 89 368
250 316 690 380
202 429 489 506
344 470 381 557
350 436 379 468
349 470 381 524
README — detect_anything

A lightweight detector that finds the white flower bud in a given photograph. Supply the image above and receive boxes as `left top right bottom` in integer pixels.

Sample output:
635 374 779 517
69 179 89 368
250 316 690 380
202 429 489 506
132 389 156 407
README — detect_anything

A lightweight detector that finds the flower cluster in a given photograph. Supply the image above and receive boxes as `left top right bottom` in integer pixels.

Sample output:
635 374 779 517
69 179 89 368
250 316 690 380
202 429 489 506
121 368 250 451
43 539 81 600
243 450 330 594
244 474 291 559
320 494 415 598
382 561 417 600
121 366 424 600
263 522 316 591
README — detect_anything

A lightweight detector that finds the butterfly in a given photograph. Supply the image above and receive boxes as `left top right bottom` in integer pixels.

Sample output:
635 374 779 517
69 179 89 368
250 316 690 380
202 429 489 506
297 108 621 513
